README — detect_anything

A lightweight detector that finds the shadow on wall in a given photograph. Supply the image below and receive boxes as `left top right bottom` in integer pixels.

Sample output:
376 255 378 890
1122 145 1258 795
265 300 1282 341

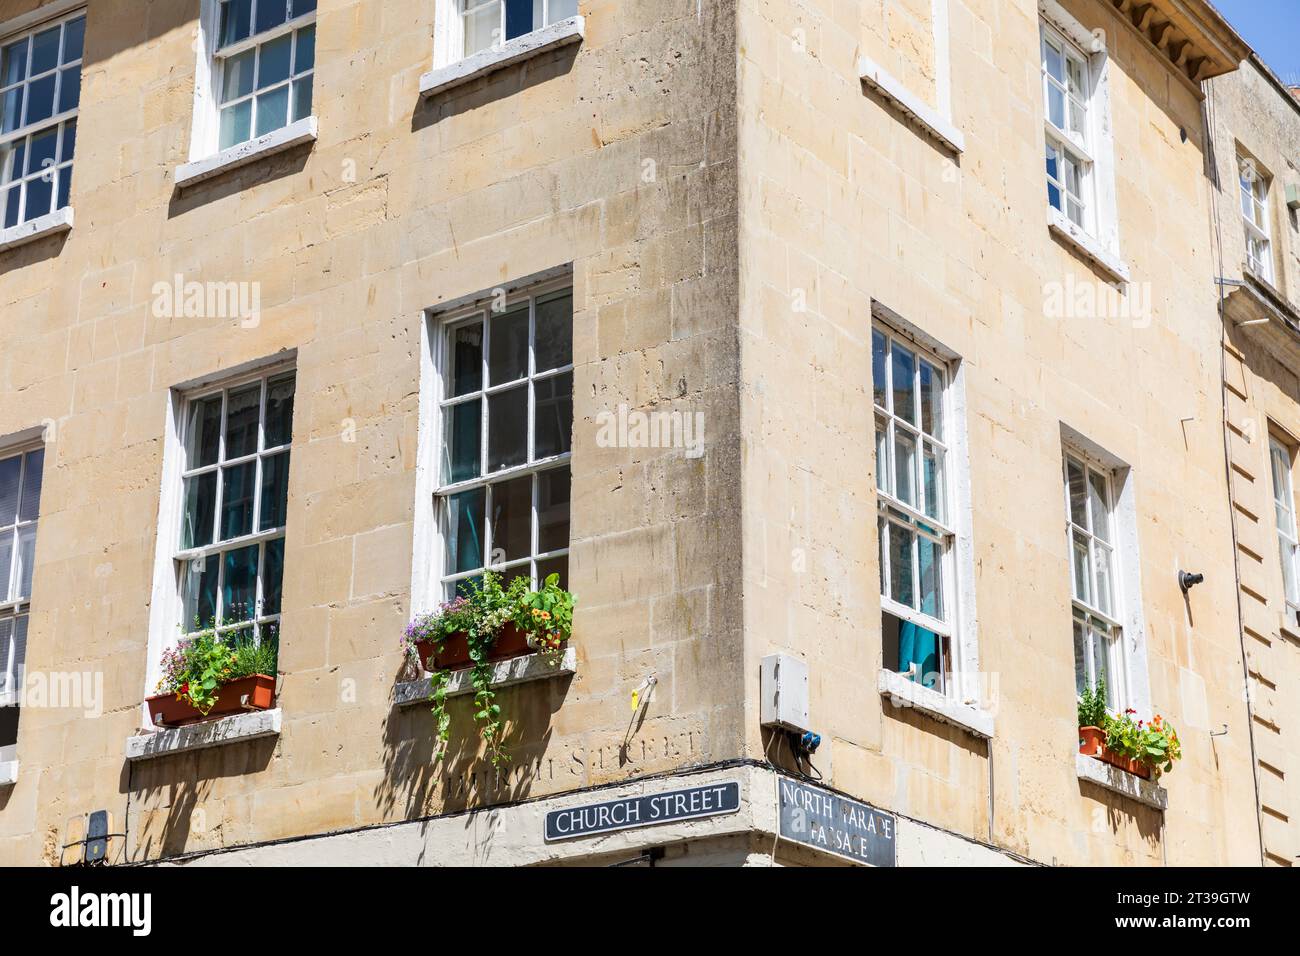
410 44 581 134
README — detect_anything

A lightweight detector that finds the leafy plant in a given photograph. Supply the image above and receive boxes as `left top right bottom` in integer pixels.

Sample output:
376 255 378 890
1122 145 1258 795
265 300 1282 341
156 623 278 716
229 631 280 680
1077 678 1108 728
514 573 575 666
1105 709 1182 778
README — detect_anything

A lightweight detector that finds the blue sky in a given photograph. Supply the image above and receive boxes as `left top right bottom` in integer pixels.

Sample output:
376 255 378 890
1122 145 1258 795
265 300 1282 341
1213 0 1300 83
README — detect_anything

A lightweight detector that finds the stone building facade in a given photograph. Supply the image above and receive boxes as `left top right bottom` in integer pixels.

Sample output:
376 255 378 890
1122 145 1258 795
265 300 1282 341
0 0 1292 867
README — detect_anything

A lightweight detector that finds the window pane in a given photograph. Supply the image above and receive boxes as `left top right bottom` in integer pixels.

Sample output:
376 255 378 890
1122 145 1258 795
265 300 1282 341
255 0 291 34
1 39 28 87
57 66 79 113
1092 622 1112 706
30 27 60 76
893 429 916 508
888 517 916 609
62 17 85 64
535 554 568 590
464 2 500 55
264 374 295 448
449 321 483 397
1 87 22 138
871 329 887 409
259 451 290 531
55 166 69 210
262 537 284 616
489 474 532 563
258 32 293 88
181 472 217 549
291 0 317 17
26 126 56 176
220 0 253 48
291 75 313 121
14 523 35 599
877 515 887 595
919 360 943 438
1087 470 1109 541
185 395 223 468
445 399 481 483
219 99 253 149
222 544 259 624
504 0 537 40
1073 616 1088 697
487 386 528 471
220 461 256 540
181 555 219 630
534 372 573 460
254 84 289 136
59 118 75 161
225 384 261 459
549 0 578 21
488 303 529 385
1093 542 1113 616
1066 459 1086 527
1071 530 1091 605
294 24 315 74
24 174 52 221
535 290 573 372
0 456 19 526
1047 84 1064 129
891 343 915 425
0 534 11 603
922 441 944 522
918 535 943 620
446 487 485 574
1044 39 1064 81
19 449 42 522
1281 539 1299 605
537 465 570 553
221 49 256 103
2 184 15 228
874 415 889 493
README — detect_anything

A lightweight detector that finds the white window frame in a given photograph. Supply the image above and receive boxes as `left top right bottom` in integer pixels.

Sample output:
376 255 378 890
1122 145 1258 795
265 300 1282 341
435 0 580 67
871 306 980 706
187 0 317 163
1042 23 1093 232
411 271 574 611
1268 435 1300 616
1240 156 1273 283
144 354 296 727
0 4 84 229
0 432 44 707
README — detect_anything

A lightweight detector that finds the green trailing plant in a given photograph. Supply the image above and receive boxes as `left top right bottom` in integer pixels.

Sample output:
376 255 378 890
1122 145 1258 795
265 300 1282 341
403 572 578 768
1077 679 1108 729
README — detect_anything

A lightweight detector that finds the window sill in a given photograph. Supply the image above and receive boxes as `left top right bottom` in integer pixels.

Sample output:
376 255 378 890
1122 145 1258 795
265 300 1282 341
1075 753 1167 810
395 647 576 707
125 707 282 761
856 54 964 155
0 760 16 786
1047 206 1131 285
0 689 17 707
419 16 585 99
175 116 318 190
0 206 73 253
877 668 994 739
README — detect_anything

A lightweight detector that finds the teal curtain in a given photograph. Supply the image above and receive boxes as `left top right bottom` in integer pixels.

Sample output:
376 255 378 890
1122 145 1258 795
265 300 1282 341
898 620 940 689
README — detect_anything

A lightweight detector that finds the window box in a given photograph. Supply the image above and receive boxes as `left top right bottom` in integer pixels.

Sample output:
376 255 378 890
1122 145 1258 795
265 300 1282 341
396 646 576 707
146 673 276 727
415 621 533 671
1078 724 1150 779
0 206 73 252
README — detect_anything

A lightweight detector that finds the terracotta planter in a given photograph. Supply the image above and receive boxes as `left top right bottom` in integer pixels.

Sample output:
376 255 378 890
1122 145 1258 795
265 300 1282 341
147 674 277 727
1078 725 1152 780
415 622 531 672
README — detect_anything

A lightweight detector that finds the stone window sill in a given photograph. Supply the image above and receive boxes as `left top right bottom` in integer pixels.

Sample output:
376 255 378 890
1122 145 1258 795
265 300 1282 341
877 668 995 739
856 54 964 155
0 759 16 786
0 206 73 253
395 647 576 707
1075 753 1168 810
419 16 585 99
1047 206 1131 285
0 689 18 707
125 708 282 761
175 116 318 189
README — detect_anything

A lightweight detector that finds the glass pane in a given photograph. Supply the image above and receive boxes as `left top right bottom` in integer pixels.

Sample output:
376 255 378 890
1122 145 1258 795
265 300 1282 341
254 84 289 136
294 25 315 74
221 49 256 103
891 343 916 425
255 0 291 34
918 535 943 620
0 456 18 526
1 39 28 87
220 461 256 540
222 544 259 624
62 17 85 64
0 138 21 184
449 321 483 397
181 555 219 630
1092 624 1111 707
893 429 916 508
24 174 52 222
30 26 60 76
1093 542 1113 616
291 0 317 17
0 618 14 689
871 328 887 409
549 0 578 21
181 472 217 549
537 465 570 553
874 415 889 493
24 71 55 124
923 441 944 522
258 33 293 88
14 523 35 599
504 0 537 40
185 395 223 468
1047 84 1064 129
264 374 295 448
888 517 915 609
57 66 79 113
487 385 528 471
1281 539 1299 605
54 164 68 210
0 533 11 603
59 118 75 161
1069 96 1085 138
262 537 284 616
877 515 887 595
1 87 21 136
225 384 261 459
1073 616 1088 698
1066 459 1086 527
1044 39 1064 81
489 474 532 563
488 303 529 385
535 555 568 590
1067 198 1083 228
445 399 481 484
259 451 290 531
1071 530 1091 604
26 125 56 176
919 360 943 438
535 290 573 372
446 487 485 575
2 185 15 228
19 449 42 522
534 372 573 460
1087 470 1109 541
220 0 253 48
219 99 253 148
291 75 313 122
464 3 500 55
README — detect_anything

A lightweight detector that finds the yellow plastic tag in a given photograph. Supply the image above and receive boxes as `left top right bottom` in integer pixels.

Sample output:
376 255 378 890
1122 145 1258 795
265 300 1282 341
631 689 640 712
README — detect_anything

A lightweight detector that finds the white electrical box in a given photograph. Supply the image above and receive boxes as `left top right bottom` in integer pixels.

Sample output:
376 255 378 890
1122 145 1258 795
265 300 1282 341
760 653 809 732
